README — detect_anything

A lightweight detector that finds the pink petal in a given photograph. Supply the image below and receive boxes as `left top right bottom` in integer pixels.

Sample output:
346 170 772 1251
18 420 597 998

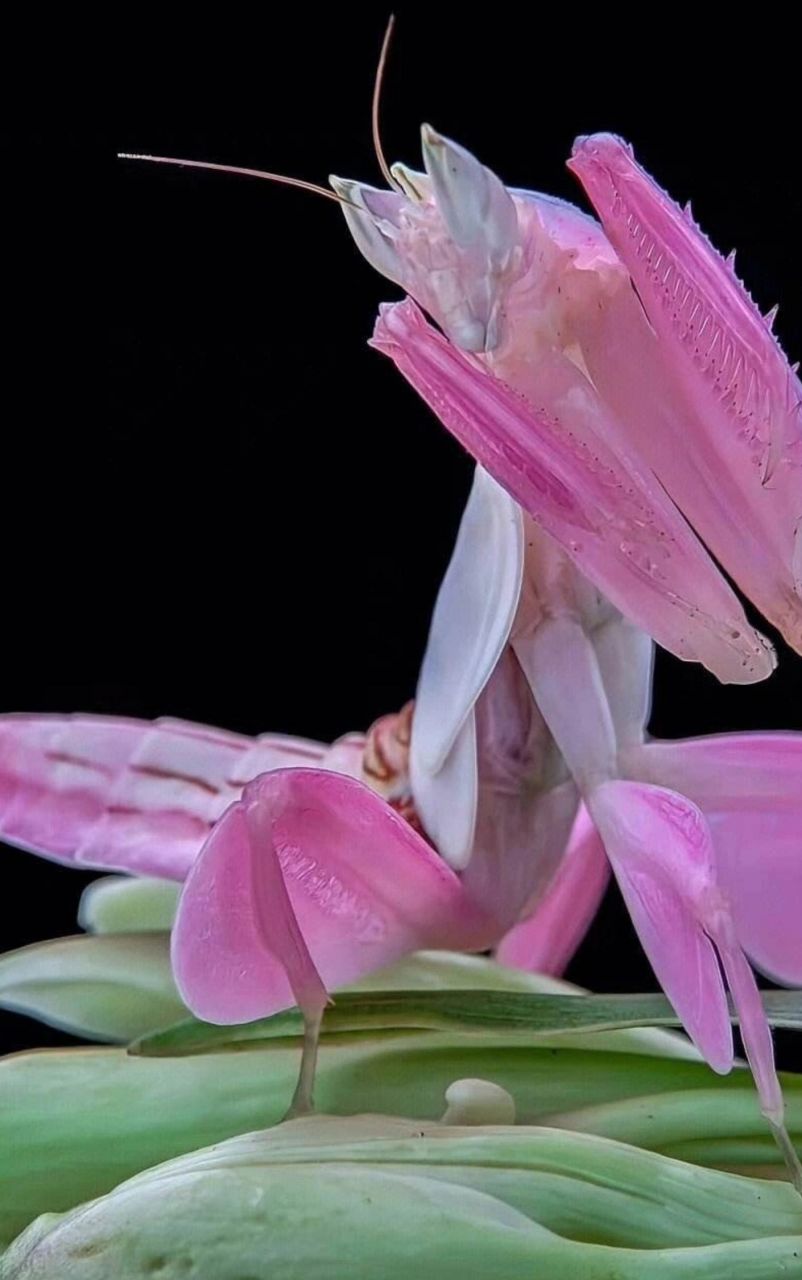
172 768 495 1023
625 734 802 985
495 806 609 975
588 780 734 1072
569 134 802 655
0 714 329 880
371 298 774 685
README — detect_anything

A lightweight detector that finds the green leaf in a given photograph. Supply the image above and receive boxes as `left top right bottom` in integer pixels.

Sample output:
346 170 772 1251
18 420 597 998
0 934 185 1042
348 951 701 1059
2 1036 801 1247
4 1118 801 1278
132 986 802 1057
78 876 180 934
0 940 696 1059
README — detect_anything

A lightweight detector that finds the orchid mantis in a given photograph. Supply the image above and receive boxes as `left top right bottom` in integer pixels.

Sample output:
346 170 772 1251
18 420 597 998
1 476 800 1170
28 58 797 1175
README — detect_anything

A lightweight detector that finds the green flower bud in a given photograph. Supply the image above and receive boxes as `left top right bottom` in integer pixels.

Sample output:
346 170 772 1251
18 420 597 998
3 1113 800 1279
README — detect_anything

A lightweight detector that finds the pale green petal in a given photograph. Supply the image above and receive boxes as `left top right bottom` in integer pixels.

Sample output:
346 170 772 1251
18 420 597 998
0 934 184 1042
78 877 180 934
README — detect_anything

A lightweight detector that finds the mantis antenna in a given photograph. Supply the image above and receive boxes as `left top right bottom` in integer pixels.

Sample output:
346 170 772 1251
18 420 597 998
372 15 401 192
119 16 402 206
116 154 359 208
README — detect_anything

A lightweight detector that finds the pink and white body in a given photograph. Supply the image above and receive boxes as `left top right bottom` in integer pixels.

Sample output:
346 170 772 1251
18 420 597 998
334 127 801 677
1 123 798 1172
0 475 799 1149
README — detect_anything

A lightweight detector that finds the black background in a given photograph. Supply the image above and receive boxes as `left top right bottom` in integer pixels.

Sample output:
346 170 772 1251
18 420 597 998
1 10 800 1068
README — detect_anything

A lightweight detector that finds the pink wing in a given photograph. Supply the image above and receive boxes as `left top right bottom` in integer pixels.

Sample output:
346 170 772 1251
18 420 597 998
495 806 609 976
172 768 496 1023
569 135 802 656
371 298 774 685
0 714 339 880
628 734 802 986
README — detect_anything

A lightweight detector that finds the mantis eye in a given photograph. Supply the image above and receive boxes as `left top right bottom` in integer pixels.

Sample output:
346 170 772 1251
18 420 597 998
329 176 407 287
420 125 519 265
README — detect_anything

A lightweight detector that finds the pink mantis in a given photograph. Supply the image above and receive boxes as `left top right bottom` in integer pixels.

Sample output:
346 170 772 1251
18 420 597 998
11 39 799 1171
331 119 801 1174
0 472 800 1168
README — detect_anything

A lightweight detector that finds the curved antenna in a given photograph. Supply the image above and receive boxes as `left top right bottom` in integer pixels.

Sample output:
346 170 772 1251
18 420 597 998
372 15 401 192
117 154 358 209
